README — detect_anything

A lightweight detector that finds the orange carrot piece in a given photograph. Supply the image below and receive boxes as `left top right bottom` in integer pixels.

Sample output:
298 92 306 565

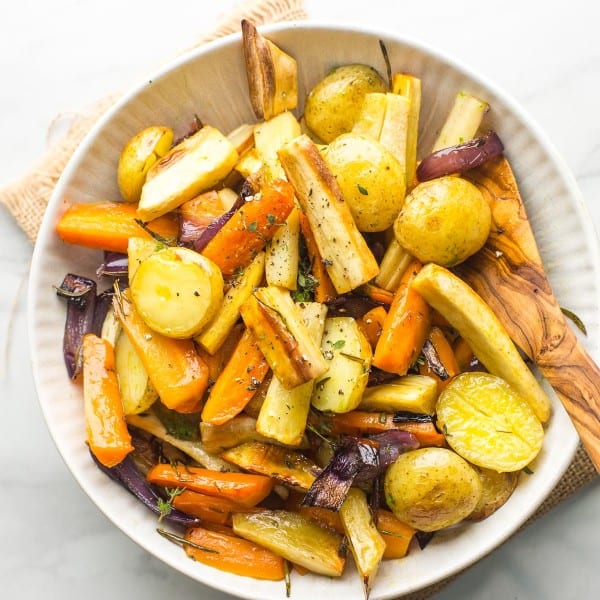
180 191 225 226
184 525 285 580
300 505 345 534
147 464 274 507
419 326 461 391
202 179 295 275
56 201 178 253
376 509 415 559
373 260 431 375
310 410 445 447
82 333 133 467
357 305 388 350
113 289 208 413
359 283 395 306
201 328 270 425
299 211 336 303
172 490 261 525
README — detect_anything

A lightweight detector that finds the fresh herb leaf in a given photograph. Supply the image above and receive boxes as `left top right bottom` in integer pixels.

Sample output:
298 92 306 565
357 184 369 196
330 339 346 350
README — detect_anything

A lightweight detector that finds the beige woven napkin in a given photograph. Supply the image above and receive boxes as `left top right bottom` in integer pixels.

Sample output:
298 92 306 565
1 0 596 597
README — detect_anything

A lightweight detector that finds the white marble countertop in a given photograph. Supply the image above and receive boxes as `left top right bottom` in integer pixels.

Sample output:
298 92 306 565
1 1 599 598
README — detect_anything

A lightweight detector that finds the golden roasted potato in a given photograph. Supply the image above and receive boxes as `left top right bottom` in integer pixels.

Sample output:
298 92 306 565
130 247 223 338
304 64 387 143
323 133 406 232
468 466 519 521
436 372 544 472
117 126 173 203
384 447 482 531
394 176 491 266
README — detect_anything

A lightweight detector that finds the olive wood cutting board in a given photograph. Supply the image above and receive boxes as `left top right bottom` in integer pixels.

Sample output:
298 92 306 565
455 155 600 471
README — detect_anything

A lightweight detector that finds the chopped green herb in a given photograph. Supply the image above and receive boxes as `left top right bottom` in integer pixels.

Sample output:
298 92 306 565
357 184 369 195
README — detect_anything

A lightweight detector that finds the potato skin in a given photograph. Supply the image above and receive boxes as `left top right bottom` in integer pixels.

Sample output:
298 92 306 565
323 133 406 232
384 447 482 531
394 176 491 266
468 467 519 521
304 64 387 143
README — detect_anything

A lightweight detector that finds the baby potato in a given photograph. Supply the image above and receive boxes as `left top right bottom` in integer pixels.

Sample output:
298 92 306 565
468 466 519 521
130 246 223 339
117 126 173 203
384 447 482 531
304 64 387 143
437 372 544 472
323 133 405 232
393 176 491 266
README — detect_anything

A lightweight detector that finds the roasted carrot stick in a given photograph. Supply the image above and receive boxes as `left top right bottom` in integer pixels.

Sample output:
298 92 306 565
147 464 274 507
82 333 133 467
113 289 208 413
453 336 476 372
376 509 415 559
56 201 178 253
183 524 285 580
201 179 295 275
373 259 431 375
309 410 445 447
419 326 461 391
357 305 388 350
201 328 270 425
299 211 336 303
359 283 395 306
172 490 261 525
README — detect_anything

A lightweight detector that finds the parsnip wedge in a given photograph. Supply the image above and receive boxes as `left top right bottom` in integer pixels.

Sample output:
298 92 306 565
411 263 551 422
359 374 438 414
240 286 329 389
241 19 298 120
138 125 238 221
232 510 346 577
278 134 379 293
340 488 386 598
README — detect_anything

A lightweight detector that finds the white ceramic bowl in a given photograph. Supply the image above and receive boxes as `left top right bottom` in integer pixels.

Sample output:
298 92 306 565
29 21 600 600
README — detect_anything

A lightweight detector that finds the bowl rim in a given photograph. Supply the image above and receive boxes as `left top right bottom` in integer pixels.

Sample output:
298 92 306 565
28 19 599 599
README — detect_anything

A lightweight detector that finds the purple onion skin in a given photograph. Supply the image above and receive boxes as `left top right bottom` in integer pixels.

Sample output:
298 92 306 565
368 430 420 470
91 289 114 337
96 251 128 278
56 274 97 379
416 131 504 182
91 453 201 528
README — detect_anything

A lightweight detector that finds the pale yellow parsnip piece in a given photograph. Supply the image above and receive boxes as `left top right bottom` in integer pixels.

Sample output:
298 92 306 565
411 263 551 423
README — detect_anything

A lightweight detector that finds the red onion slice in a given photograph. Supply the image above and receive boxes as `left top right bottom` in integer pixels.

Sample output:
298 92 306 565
191 194 245 252
416 131 504 182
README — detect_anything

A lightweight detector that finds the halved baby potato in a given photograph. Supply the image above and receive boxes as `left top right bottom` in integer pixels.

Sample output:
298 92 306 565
130 246 223 338
117 126 173 203
436 372 544 472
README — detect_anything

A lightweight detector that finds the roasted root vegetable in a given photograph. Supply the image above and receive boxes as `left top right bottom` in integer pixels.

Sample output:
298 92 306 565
278 134 380 293
172 490 261 525
340 488 386 597
467 467 519 521
384 447 482 531
82 333 133 467
311 316 372 413
201 328 270 425
376 509 415 559
201 179 295 275
221 441 319 491
373 260 430 375
117 125 174 203
256 302 327 446
303 63 387 143
240 285 329 389
147 464 274 507
411 263 551 422
113 288 209 413
200 414 276 455
241 19 298 121
56 201 178 253
359 375 438 414
232 510 346 577
130 246 223 338
137 125 238 221
437 372 544 471
182 524 286 580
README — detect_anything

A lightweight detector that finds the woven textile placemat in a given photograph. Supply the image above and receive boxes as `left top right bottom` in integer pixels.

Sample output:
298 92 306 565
1 0 596 597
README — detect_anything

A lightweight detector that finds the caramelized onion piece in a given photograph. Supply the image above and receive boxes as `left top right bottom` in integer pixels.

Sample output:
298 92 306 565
416 131 504 182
